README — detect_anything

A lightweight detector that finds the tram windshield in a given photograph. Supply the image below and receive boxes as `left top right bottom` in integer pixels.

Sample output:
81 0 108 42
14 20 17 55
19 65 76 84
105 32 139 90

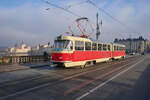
53 40 73 51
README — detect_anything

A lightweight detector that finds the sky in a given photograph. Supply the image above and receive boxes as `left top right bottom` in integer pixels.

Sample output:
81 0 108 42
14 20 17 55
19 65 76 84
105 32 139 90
0 0 150 47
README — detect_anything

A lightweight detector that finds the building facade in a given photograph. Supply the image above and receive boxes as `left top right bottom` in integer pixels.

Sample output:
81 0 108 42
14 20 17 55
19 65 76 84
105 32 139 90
30 44 51 56
7 42 31 56
2 42 52 56
114 36 150 53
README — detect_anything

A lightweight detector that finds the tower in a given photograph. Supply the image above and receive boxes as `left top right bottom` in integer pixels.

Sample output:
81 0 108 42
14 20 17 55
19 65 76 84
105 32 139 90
96 13 101 41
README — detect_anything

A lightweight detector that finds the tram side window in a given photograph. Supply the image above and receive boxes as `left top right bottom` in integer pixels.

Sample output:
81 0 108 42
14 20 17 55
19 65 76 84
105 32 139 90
103 44 107 51
108 45 110 51
120 47 122 51
123 47 125 51
121 47 123 51
119 46 121 51
75 41 84 50
92 43 97 50
114 46 116 51
116 46 118 51
118 46 120 51
98 44 102 51
85 42 91 50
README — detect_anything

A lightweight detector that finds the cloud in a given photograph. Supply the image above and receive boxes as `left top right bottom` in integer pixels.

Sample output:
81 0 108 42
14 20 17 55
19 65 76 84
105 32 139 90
0 0 150 47
0 3 75 46
99 0 150 40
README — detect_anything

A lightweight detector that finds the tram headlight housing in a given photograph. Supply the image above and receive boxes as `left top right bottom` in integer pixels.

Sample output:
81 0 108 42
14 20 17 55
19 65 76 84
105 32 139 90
59 57 62 59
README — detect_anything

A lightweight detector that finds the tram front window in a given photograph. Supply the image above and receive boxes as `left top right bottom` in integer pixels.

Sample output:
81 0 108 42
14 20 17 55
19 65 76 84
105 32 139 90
53 40 73 51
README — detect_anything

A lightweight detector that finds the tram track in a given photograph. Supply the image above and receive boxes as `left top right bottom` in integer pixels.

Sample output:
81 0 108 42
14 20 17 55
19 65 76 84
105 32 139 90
64 56 145 97
0 57 127 85
0 56 135 88
0 56 140 100
64 58 142 96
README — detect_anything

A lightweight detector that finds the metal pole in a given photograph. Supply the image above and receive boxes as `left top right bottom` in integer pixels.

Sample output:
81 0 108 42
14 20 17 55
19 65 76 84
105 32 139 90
96 13 100 41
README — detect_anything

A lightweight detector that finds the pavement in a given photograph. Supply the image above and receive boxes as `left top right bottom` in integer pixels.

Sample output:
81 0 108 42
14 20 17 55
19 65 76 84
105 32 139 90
0 55 150 100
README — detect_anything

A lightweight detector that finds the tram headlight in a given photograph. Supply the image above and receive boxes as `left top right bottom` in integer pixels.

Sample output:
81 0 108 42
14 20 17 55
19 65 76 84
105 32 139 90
59 57 62 59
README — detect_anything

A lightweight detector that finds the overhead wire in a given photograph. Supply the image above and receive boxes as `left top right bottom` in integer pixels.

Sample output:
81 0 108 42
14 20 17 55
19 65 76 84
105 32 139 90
86 0 140 35
41 0 141 39
66 0 88 9
41 0 96 37
41 0 81 17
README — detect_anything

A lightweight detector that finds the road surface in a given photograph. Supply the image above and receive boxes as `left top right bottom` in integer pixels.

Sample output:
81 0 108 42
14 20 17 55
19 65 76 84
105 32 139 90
0 55 150 100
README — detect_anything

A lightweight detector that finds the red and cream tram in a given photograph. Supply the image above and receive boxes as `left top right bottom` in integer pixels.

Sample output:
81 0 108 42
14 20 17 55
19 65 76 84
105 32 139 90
51 35 125 68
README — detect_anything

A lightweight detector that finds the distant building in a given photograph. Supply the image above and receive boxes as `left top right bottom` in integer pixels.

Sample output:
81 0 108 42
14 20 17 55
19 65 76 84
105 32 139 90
114 36 150 53
144 40 150 53
30 43 51 56
1 42 52 56
7 42 31 56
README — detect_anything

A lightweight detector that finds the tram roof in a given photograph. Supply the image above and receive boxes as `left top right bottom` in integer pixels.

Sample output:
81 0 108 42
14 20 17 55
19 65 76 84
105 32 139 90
56 35 92 42
55 35 125 47
112 43 125 47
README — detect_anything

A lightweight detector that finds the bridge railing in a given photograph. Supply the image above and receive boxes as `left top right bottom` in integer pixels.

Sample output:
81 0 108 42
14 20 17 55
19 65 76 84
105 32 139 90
0 55 50 65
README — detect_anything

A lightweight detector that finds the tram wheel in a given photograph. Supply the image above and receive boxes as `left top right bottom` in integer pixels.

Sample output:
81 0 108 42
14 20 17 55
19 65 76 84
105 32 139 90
80 62 87 69
80 65 85 69
85 61 93 67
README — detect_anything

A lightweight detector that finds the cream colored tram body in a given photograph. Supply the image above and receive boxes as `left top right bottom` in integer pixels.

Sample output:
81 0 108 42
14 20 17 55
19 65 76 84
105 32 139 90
52 35 125 68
